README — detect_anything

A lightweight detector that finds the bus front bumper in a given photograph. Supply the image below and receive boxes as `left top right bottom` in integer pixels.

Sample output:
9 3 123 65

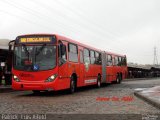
12 81 57 91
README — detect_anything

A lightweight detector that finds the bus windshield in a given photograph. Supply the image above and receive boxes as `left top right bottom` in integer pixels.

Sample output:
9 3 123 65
14 45 56 71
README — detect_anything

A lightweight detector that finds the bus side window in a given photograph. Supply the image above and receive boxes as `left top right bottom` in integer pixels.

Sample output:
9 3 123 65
84 49 90 64
90 50 95 64
124 57 127 65
68 43 78 62
107 55 112 66
58 41 67 66
80 51 83 63
118 57 122 66
114 56 118 66
99 53 102 65
95 52 101 65
113 57 115 66
122 57 127 66
95 52 99 64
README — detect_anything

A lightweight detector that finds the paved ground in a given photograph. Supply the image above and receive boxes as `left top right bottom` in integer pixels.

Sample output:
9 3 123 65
0 78 160 115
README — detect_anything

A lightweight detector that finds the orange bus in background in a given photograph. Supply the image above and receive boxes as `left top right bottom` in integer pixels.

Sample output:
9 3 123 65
11 34 127 93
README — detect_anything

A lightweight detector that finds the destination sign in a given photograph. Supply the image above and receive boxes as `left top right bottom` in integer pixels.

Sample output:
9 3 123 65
20 37 51 43
15 36 57 44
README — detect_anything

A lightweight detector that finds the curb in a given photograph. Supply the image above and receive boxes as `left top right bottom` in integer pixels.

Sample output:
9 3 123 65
134 91 160 109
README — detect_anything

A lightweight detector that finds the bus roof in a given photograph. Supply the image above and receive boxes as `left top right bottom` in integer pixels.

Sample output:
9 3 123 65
105 51 126 57
17 34 102 52
56 34 103 53
17 34 126 56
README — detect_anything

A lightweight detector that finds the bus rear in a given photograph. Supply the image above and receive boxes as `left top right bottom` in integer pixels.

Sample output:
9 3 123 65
12 35 63 92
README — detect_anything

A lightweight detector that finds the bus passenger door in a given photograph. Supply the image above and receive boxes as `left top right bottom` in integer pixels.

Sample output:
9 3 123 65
101 52 106 83
112 56 117 81
58 41 69 89
83 49 91 85
106 54 114 83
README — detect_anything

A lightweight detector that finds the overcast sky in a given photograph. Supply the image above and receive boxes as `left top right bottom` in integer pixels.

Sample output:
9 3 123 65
0 0 160 64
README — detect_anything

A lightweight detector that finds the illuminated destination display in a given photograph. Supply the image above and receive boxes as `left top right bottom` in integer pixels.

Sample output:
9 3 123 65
15 36 56 44
20 37 51 43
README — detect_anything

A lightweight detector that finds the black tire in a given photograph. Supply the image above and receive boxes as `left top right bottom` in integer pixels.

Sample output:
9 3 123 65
116 74 121 84
69 76 76 94
97 75 101 88
32 90 40 94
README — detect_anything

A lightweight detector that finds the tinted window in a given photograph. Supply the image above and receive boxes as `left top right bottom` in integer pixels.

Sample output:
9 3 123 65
95 52 101 65
80 51 83 63
14 45 56 71
58 42 67 65
122 57 127 66
68 43 78 62
84 49 89 56
90 50 95 64
90 51 95 57
118 57 122 66
69 44 77 53
95 52 99 58
114 56 119 65
84 49 90 64
107 54 112 66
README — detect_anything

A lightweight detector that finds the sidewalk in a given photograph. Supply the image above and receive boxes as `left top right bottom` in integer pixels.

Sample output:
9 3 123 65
134 86 160 109
0 85 12 93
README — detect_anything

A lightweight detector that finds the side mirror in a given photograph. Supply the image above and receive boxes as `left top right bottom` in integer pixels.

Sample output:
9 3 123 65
9 45 12 51
8 40 15 51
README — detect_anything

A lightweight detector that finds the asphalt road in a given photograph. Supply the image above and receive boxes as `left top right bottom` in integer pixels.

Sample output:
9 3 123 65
0 78 160 115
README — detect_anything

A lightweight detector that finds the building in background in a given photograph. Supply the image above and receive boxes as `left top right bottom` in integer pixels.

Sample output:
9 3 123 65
127 62 160 78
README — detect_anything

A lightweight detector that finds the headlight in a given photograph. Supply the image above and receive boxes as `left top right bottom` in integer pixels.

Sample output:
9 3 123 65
13 75 20 82
45 74 58 82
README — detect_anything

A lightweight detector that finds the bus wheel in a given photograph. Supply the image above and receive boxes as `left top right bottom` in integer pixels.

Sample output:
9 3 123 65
69 76 76 93
32 90 40 94
116 75 121 84
97 75 101 88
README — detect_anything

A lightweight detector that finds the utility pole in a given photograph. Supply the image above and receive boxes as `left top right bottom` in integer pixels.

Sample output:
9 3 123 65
153 46 158 66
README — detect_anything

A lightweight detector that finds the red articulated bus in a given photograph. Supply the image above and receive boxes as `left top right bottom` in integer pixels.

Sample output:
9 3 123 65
11 34 127 94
